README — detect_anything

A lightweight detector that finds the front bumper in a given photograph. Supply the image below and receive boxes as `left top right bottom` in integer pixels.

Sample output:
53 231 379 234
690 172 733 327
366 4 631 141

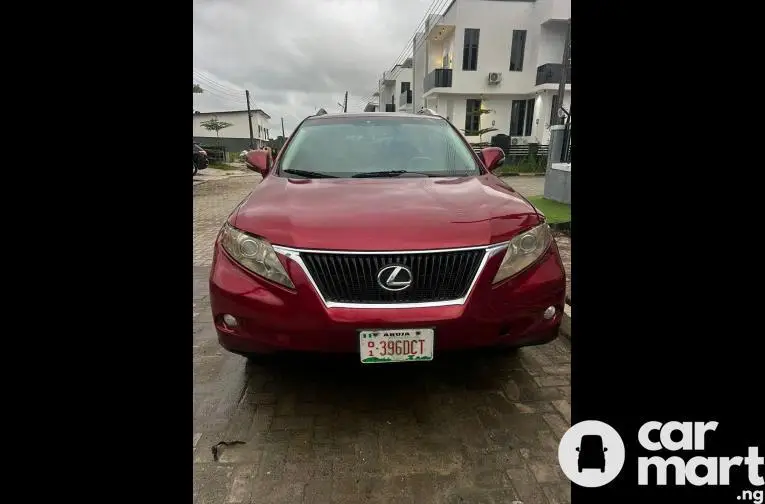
209 242 566 355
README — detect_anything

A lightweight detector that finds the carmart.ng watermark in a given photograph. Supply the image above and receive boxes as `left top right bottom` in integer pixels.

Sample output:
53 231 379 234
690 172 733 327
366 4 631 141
559 419 763 500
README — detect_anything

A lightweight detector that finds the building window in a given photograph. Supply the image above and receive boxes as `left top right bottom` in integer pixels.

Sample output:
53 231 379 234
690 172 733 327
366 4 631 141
550 94 559 126
509 30 526 71
400 82 410 93
465 99 482 134
462 29 480 71
523 98 535 136
258 125 262 137
510 99 535 137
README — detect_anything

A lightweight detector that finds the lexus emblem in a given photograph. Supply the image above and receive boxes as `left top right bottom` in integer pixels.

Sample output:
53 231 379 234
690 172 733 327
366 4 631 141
377 265 413 292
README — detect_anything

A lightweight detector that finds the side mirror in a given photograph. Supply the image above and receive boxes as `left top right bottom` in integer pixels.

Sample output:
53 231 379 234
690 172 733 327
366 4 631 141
575 447 580 452
244 150 272 177
603 447 608 452
480 147 505 172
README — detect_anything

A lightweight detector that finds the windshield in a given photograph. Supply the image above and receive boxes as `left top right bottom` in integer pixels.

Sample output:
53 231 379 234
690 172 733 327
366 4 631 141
277 117 482 178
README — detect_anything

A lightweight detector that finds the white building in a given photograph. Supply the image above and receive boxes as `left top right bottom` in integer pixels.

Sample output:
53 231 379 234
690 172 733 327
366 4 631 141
377 59 414 113
192 109 272 151
364 94 380 112
407 0 570 145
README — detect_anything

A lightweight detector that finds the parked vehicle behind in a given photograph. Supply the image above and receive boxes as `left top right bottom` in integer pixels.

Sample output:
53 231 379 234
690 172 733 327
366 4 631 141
210 111 566 364
193 142 209 176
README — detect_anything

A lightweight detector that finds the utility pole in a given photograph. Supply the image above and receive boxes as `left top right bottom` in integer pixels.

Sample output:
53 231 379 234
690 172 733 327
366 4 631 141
245 90 255 149
555 19 571 126
343 91 348 113
281 117 286 138
412 35 417 113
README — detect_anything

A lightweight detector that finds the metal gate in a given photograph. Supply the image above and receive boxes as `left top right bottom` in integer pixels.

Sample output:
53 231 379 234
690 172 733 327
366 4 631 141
560 119 571 163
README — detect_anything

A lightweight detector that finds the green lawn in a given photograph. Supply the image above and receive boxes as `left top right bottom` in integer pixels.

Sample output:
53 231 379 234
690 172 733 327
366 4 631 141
526 196 571 224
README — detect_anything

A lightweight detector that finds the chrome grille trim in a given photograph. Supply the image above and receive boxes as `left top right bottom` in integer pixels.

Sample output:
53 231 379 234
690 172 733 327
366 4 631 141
272 243 509 309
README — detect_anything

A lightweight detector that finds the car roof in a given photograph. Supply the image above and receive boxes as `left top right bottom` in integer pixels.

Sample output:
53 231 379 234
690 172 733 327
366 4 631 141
303 112 443 122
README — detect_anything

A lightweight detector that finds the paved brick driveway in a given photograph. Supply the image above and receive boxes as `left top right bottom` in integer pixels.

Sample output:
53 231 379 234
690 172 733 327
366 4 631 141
193 175 571 504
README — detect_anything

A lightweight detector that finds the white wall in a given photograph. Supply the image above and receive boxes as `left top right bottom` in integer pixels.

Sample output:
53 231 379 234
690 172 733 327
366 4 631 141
440 90 570 144
536 22 566 66
536 0 571 24
420 0 570 97
192 111 272 140
379 66 413 111
379 81 395 110
395 67 413 110
449 0 538 95
413 32 426 110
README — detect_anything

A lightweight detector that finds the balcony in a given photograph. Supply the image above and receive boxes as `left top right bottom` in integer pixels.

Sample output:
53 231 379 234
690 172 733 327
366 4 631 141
399 90 412 107
535 63 570 86
385 104 396 112
423 68 452 93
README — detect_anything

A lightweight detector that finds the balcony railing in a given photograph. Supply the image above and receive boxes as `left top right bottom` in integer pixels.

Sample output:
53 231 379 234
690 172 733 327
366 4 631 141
423 68 452 93
535 63 570 86
399 90 412 107
385 104 396 112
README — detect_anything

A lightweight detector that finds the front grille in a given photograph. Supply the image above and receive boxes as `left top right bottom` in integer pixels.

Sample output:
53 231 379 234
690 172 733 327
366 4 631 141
300 249 485 304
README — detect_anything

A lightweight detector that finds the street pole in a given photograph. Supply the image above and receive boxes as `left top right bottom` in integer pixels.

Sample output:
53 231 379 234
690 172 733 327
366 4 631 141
555 19 571 126
411 35 415 113
245 90 255 149
343 91 348 113
281 117 286 138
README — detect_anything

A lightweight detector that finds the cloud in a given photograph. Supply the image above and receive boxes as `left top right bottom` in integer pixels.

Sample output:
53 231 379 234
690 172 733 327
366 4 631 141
193 0 432 135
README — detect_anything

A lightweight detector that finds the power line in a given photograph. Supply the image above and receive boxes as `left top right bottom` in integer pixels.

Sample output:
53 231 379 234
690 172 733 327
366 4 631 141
195 87 245 108
356 0 451 110
192 69 246 95
358 0 451 111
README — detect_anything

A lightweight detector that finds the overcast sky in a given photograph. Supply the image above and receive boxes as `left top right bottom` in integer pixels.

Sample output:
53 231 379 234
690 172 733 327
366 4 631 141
193 0 432 136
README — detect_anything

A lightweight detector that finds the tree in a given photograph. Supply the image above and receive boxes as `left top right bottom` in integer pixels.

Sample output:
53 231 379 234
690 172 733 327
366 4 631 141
200 118 233 147
267 136 287 155
462 107 498 141
476 127 498 142
193 84 203 93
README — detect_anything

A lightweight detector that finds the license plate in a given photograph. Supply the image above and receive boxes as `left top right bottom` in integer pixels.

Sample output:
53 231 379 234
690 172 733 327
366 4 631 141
359 328 434 364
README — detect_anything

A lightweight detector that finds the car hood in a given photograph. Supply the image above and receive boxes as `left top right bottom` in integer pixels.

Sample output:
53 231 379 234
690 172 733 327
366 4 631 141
232 175 541 251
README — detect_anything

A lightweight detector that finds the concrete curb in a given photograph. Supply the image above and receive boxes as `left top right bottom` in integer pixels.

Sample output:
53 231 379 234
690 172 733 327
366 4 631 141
560 302 572 340
501 172 546 177
549 222 570 235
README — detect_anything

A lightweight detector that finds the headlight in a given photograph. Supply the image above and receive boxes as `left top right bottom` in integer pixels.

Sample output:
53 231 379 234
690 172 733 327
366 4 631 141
219 223 295 288
492 223 553 284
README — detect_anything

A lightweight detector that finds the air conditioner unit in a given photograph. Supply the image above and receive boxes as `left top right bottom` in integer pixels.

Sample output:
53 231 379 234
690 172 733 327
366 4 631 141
487 72 502 84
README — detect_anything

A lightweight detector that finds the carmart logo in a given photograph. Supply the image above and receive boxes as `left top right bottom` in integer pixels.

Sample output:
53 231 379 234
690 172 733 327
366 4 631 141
637 421 763 487
558 420 764 492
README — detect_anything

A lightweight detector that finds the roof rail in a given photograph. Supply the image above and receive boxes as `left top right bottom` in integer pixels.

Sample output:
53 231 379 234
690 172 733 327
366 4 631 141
417 108 438 116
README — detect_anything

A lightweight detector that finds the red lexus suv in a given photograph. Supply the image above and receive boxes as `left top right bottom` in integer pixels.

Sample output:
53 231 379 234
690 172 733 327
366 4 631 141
209 111 566 364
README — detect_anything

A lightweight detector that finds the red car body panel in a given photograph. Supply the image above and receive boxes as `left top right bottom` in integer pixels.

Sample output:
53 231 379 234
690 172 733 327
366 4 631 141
209 114 567 357
232 175 540 251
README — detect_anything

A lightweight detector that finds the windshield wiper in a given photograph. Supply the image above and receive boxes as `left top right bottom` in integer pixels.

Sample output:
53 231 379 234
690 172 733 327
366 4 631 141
281 169 338 179
352 170 433 178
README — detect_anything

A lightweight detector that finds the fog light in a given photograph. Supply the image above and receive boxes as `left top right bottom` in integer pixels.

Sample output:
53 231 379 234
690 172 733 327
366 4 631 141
222 314 238 327
543 306 556 320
